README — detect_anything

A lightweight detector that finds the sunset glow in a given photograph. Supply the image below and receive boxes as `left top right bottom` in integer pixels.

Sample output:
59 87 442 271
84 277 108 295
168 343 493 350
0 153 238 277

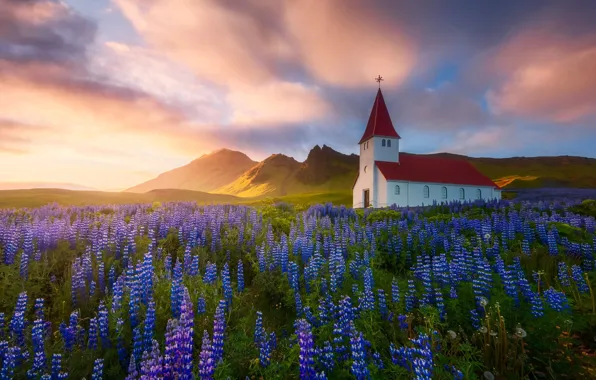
1 0 595 190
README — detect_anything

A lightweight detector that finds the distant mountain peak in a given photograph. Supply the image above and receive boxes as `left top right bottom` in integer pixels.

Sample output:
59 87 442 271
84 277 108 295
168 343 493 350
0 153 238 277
126 148 257 193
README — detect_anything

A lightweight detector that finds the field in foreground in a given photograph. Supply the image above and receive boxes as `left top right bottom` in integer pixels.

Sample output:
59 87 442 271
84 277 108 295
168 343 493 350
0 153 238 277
0 197 595 379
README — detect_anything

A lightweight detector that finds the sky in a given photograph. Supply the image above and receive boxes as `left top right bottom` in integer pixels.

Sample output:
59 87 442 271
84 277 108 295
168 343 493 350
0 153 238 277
1 0 596 191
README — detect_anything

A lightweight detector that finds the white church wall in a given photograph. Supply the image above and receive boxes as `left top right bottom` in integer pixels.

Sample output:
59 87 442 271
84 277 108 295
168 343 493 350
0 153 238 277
372 136 399 162
353 141 375 208
386 181 499 207
383 181 409 208
375 167 387 207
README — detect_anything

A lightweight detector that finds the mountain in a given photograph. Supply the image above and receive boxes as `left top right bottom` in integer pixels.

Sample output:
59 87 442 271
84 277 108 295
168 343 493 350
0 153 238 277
126 146 596 198
295 145 359 185
0 182 96 191
212 145 358 197
126 149 257 193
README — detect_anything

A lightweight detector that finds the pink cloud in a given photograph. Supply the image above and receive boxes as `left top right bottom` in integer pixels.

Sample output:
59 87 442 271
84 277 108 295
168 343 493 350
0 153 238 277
115 0 417 88
283 0 416 87
484 27 596 123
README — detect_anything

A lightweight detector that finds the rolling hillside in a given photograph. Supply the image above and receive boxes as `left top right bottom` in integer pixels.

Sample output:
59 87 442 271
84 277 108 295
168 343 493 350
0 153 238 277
0 188 241 209
431 153 596 189
126 149 256 193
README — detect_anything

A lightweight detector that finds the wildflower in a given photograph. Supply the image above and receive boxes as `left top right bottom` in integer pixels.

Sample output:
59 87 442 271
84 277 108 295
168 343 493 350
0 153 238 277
515 325 527 338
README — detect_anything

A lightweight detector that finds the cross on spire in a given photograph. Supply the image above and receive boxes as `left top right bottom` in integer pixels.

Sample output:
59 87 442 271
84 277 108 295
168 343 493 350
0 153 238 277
375 75 384 88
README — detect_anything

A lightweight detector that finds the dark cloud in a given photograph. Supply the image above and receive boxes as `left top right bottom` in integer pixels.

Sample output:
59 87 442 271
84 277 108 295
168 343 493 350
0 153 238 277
0 0 96 67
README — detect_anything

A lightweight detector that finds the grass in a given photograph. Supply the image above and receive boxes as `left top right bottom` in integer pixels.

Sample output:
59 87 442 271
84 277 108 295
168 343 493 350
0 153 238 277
0 188 241 209
0 188 354 209
467 156 596 189
493 175 538 188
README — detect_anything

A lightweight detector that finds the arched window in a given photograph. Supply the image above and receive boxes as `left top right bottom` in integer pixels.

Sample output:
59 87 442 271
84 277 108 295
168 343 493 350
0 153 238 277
395 185 400 195
382 139 386 147
476 188 482 199
459 188 465 200
387 139 391 147
423 185 430 198
441 187 447 199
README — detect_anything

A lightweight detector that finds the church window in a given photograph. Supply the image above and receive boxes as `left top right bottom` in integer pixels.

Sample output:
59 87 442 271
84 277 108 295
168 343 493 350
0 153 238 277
382 139 386 147
441 187 447 199
423 185 429 198
476 189 482 199
395 185 400 195
459 188 465 199
387 139 391 147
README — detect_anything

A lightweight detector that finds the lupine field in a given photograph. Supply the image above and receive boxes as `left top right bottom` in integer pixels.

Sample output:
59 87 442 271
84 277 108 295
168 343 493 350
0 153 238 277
0 197 595 379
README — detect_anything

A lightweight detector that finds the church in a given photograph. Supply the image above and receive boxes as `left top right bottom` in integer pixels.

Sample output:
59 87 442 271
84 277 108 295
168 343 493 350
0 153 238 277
352 83 501 208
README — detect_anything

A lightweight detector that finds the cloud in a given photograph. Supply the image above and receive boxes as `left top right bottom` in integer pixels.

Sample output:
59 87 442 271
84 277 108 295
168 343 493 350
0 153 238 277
439 126 515 155
114 0 417 88
282 0 416 87
485 33 596 123
0 119 46 154
0 0 96 66
475 5 596 124
393 84 490 130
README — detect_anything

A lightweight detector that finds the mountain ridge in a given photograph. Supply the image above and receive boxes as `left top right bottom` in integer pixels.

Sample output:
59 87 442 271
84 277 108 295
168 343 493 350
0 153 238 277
126 146 596 197
126 149 257 193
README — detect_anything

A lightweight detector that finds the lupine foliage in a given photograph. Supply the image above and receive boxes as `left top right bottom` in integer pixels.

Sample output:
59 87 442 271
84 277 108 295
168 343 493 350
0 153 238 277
0 197 594 379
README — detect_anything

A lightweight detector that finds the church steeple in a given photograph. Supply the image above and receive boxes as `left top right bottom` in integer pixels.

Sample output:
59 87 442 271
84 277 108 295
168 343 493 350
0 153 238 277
358 88 400 144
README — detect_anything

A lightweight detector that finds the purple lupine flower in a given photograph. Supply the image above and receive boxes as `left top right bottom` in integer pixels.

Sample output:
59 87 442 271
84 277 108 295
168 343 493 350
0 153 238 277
50 353 68 380
139 339 163 379
391 278 400 304
125 355 138 380
133 325 143 365
212 299 227 365
296 319 316 379
199 330 215 380
543 287 570 312
237 259 245 292
98 300 110 348
144 299 156 354
571 265 589 293
88 318 98 350
10 291 27 347
222 262 233 308
377 289 388 319
91 358 103 380
197 296 206 315
319 340 335 373
349 322 370 379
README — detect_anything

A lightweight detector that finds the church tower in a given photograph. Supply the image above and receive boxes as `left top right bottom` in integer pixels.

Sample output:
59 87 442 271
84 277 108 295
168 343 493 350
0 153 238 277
353 77 400 208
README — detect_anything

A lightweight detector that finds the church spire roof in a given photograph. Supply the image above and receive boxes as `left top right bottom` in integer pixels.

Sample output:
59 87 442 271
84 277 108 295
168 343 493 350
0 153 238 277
358 88 400 144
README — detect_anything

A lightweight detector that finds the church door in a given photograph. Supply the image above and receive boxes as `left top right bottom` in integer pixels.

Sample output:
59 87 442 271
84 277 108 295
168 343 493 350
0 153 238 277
363 189 370 208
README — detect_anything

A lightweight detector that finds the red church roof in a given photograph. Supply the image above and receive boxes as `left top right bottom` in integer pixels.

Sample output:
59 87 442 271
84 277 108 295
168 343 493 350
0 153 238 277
374 154 499 188
358 89 401 144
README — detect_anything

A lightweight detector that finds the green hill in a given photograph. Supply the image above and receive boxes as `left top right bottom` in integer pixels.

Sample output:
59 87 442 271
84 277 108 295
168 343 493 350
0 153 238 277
0 188 241 209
